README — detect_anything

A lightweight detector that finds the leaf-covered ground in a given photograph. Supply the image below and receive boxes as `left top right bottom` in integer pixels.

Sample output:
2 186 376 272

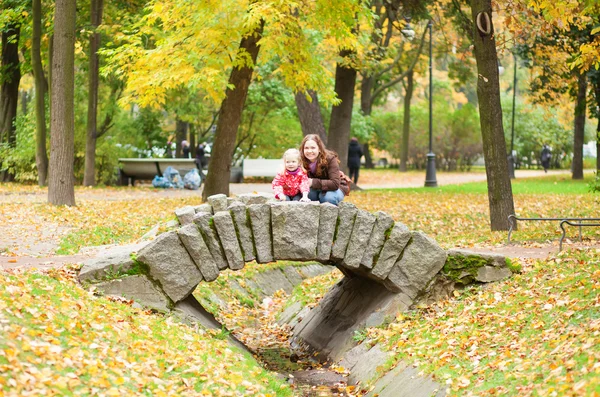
1 172 599 396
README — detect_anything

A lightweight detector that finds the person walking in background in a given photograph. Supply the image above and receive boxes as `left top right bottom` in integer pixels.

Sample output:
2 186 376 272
166 135 176 158
181 140 191 158
540 144 551 173
272 148 310 202
300 134 347 205
347 137 363 184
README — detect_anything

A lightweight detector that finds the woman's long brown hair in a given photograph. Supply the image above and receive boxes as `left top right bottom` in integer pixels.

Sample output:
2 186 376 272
300 134 336 177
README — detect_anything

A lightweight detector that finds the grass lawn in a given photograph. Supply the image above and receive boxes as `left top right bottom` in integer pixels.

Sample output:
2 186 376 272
1 174 599 396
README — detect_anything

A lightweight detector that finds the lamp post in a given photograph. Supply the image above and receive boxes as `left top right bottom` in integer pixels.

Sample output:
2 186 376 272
424 20 437 187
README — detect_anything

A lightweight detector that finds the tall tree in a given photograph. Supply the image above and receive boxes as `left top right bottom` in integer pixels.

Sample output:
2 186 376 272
48 0 76 206
572 70 586 180
328 51 357 174
32 0 49 186
202 23 264 200
469 0 515 230
295 90 327 143
0 20 21 151
83 0 104 186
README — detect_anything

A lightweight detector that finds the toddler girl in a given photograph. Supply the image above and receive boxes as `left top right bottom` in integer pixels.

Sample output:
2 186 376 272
272 149 310 202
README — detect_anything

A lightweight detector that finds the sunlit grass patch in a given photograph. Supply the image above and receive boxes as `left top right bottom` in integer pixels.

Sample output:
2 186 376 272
368 251 600 395
0 268 291 396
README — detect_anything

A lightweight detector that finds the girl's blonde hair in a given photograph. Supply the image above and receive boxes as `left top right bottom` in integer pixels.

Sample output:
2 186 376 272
283 148 301 162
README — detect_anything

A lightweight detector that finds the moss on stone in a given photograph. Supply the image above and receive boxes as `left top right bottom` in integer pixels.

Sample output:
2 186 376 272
442 254 488 285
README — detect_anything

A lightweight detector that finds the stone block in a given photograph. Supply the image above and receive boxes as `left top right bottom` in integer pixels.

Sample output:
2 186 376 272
95 275 171 313
384 232 447 296
228 201 256 262
370 223 411 280
271 202 320 260
213 211 244 270
79 242 148 282
207 194 228 213
193 212 228 270
360 212 394 269
248 204 273 263
137 231 203 303
342 210 377 269
330 202 358 262
194 203 213 214
316 203 339 262
176 224 219 281
237 192 275 205
476 266 512 283
175 206 196 226
254 269 295 295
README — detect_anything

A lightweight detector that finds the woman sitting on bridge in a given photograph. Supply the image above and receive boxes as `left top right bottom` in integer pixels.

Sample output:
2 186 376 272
300 134 348 206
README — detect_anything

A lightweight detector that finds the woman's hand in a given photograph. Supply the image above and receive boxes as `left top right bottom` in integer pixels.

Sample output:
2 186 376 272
307 178 313 186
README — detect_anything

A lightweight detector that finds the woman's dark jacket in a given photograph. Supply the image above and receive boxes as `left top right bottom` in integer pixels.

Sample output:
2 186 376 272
307 154 341 192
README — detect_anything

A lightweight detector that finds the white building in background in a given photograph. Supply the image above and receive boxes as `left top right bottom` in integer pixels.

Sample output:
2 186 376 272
584 141 597 158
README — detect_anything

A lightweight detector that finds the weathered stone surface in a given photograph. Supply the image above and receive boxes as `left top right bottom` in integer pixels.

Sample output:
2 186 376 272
207 194 228 213
370 223 411 280
228 201 256 262
137 231 203 302
254 269 294 295
226 197 240 207
272 202 320 260
79 242 148 282
95 275 171 312
343 210 377 269
316 203 339 262
213 211 244 270
165 219 179 230
278 301 303 325
476 266 512 283
291 276 407 362
361 212 394 269
282 266 303 286
193 212 228 270
331 202 358 261
194 203 213 214
446 249 507 267
341 344 393 386
237 192 275 205
384 232 447 296
365 360 445 397
248 204 273 263
296 263 333 279
176 224 219 281
175 206 196 225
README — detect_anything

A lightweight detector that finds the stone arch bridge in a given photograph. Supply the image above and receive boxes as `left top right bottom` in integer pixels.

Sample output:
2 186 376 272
81 193 512 308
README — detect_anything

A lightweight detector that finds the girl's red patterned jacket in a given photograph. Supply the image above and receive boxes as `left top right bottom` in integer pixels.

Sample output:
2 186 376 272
272 168 310 198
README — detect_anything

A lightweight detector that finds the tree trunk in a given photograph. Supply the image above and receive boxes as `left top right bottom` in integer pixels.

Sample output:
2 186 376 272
175 118 188 157
48 0 76 206
470 0 515 230
32 0 49 186
572 71 586 180
328 53 357 174
202 23 264 200
295 90 327 144
83 0 104 186
400 70 414 172
0 23 21 147
360 75 374 116
359 76 374 169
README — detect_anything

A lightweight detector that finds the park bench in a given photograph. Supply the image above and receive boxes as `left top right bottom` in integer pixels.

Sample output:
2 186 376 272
241 159 282 178
507 214 600 251
118 158 244 185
